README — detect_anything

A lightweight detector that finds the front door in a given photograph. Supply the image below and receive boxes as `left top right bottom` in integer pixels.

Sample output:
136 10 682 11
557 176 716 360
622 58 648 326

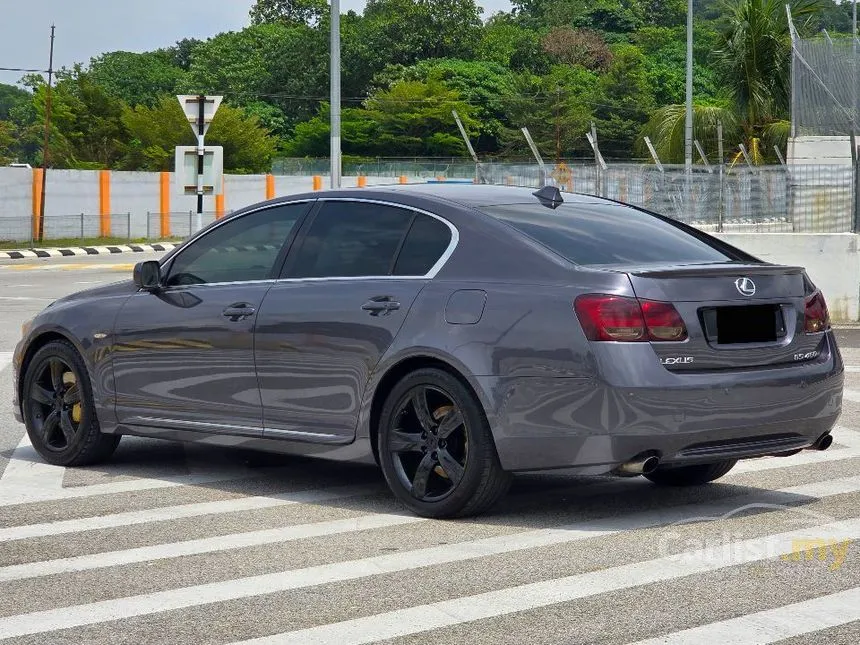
255 199 455 442
112 202 311 436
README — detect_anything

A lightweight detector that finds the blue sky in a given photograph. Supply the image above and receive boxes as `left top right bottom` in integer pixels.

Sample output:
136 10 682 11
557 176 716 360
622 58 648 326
0 1 514 85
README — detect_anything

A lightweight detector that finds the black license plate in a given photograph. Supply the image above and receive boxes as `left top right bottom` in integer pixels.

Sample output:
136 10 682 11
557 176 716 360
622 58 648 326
701 305 786 344
716 305 784 344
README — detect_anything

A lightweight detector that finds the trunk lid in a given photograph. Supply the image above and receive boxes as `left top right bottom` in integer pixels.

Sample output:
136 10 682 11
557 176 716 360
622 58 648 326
624 262 824 371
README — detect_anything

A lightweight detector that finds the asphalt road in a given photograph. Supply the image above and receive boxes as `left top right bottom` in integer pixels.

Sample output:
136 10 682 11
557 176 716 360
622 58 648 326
0 255 859 645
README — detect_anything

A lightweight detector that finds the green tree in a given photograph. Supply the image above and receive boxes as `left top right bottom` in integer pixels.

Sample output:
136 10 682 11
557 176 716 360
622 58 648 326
28 68 129 169
594 44 656 158
89 51 186 107
0 83 30 120
121 96 277 173
376 59 517 152
644 0 821 164
0 120 17 165
477 15 549 73
500 66 600 160
249 0 328 25
360 0 483 66
286 79 478 157
714 0 820 129
364 78 479 155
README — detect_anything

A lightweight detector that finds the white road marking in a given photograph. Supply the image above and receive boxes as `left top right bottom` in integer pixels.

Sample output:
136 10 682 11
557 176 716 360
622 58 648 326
215 520 860 645
2 474 858 583
0 433 65 490
0 351 13 372
0 296 54 301
0 464 301 507
843 365 860 373
0 513 424 582
1 478 858 639
841 388 860 403
729 427 860 475
0 484 381 542
624 586 860 645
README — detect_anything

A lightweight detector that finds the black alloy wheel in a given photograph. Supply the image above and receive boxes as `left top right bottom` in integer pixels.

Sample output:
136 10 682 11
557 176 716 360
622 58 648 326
28 356 82 452
23 340 121 466
389 384 469 502
378 368 512 518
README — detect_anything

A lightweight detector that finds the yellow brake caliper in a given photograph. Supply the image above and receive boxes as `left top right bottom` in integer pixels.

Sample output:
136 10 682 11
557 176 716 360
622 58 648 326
64 373 82 423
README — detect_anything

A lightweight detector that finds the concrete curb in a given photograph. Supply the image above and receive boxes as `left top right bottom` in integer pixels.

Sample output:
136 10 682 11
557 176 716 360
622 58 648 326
0 243 178 260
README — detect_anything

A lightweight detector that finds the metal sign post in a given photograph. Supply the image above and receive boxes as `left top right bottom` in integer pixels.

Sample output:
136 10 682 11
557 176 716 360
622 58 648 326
177 94 222 232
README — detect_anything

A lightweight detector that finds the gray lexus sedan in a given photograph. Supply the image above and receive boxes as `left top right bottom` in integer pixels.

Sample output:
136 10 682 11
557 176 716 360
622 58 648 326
12 184 844 518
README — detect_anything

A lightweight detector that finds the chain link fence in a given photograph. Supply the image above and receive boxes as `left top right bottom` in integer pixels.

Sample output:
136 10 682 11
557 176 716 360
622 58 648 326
1 162 857 246
0 211 221 247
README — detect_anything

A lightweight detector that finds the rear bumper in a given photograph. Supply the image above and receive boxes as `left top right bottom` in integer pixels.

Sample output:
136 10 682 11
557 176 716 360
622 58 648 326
482 332 844 473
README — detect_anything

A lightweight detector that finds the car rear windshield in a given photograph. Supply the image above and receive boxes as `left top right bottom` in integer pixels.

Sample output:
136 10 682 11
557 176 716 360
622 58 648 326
480 202 736 266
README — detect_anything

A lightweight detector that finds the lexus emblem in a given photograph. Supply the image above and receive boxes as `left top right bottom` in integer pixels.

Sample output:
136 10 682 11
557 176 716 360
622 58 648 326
735 277 756 297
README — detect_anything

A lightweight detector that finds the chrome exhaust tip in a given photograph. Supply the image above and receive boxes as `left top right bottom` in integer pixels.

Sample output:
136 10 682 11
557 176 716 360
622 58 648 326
617 454 660 476
811 433 834 451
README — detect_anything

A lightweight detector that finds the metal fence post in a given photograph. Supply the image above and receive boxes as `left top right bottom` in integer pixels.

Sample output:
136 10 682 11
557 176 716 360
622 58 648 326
146 211 151 240
189 210 193 236
80 213 84 241
717 121 725 233
852 133 860 232
127 212 131 240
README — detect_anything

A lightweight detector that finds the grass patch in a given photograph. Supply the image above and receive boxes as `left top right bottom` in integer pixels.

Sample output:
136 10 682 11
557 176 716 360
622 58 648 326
0 236 184 250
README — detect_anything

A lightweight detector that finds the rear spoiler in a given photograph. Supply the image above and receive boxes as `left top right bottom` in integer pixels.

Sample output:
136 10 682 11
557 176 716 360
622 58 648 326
628 264 805 278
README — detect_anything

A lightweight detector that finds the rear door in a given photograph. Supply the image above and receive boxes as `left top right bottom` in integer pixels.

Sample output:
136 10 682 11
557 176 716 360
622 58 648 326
255 199 455 443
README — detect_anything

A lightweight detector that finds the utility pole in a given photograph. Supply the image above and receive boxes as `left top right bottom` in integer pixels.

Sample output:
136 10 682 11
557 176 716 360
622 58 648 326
330 0 342 189
38 25 55 243
684 0 693 173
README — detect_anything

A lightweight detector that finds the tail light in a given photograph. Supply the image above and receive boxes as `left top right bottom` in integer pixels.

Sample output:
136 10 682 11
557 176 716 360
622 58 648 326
574 295 688 342
804 290 830 333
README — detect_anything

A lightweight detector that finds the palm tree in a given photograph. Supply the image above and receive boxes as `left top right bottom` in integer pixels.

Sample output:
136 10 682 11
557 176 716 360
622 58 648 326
640 0 821 165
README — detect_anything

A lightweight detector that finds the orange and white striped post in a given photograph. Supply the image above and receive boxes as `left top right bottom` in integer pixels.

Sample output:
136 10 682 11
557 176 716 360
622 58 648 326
265 174 275 200
31 168 44 240
159 171 171 238
98 170 111 237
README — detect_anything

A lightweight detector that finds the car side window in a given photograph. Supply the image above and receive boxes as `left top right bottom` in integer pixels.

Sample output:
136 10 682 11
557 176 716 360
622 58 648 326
287 202 413 278
393 215 452 276
165 203 307 286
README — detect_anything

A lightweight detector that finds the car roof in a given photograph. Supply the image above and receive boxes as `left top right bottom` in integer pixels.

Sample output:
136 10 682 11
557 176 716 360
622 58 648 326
355 183 615 208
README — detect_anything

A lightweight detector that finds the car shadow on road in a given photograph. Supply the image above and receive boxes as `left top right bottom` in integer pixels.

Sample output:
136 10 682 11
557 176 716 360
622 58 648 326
45 435 836 535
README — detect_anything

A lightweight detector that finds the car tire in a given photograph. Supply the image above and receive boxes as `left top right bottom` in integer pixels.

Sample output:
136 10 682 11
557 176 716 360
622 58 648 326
377 368 512 518
644 460 737 486
22 340 121 467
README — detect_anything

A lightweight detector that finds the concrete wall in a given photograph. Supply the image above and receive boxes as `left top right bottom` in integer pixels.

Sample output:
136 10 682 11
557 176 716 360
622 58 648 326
0 168 417 242
787 136 852 165
717 233 860 322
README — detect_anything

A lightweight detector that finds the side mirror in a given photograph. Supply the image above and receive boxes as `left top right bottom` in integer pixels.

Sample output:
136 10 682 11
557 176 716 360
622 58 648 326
133 261 162 291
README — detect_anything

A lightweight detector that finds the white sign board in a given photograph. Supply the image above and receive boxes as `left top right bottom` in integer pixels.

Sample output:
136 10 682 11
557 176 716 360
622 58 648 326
177 95 223 137
175 146 224 195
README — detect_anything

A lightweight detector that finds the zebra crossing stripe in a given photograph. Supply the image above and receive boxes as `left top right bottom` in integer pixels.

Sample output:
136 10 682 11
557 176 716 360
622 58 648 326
625 586 860 645
0 513 424 582
221 519 860 645
1 478 858 640
1 474 858 583
0 484 382 542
